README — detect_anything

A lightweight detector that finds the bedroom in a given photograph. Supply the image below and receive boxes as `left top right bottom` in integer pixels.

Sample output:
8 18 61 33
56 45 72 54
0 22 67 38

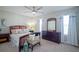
0 6 79 52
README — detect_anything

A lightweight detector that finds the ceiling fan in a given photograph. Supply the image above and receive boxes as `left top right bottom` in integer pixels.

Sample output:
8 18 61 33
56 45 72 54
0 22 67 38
24 6 43 14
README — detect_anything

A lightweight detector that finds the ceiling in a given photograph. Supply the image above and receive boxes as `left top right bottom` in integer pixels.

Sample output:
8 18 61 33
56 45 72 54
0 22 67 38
0 6 75 17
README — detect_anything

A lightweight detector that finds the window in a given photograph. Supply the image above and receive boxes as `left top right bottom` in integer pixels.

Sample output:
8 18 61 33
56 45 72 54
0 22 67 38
63 15 69 35
40 19 42 32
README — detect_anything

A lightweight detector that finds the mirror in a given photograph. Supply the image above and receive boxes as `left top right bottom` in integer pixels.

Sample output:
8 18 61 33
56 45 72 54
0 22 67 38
47 18 56 32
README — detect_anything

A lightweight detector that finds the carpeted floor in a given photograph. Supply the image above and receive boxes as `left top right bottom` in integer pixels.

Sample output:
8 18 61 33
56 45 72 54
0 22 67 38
0 42 18 52
0 39 79 52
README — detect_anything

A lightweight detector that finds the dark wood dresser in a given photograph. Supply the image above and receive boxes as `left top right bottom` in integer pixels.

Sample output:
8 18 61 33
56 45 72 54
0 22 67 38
0 33 10 43
42 31 61 43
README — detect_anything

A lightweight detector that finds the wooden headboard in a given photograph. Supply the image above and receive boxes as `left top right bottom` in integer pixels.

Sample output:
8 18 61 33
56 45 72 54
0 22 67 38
10 25 27 34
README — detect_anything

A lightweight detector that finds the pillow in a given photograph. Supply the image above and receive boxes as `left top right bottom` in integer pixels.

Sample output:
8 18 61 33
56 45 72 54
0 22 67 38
29 34 35 37
29 34 35 40
18 29 29 34
11 29 21 34
11 29 30 34
23 29 29 33
11 29 16 34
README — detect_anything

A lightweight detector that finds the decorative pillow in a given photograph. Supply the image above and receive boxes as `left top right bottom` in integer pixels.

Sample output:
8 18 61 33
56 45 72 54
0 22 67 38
18 29 29 34
11 29 16 34
11 29 21 34
11 28 30 34
29 34 35 40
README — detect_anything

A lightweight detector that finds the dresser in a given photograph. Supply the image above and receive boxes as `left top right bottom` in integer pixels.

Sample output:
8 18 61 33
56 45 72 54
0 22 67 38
42 31 61 43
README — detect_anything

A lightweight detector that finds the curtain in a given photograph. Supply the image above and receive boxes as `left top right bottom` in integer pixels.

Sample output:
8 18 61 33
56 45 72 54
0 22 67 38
60 16 78 46
67 16 78 46
59 16 64 43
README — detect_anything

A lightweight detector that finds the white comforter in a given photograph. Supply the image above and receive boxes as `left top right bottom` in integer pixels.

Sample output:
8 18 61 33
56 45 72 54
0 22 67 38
10 33 29 47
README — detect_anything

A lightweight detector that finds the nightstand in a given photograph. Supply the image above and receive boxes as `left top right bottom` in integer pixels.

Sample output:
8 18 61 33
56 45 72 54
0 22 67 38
0 33 10 43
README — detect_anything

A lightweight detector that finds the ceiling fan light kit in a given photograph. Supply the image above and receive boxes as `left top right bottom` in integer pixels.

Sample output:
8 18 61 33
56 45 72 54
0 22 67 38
32 11 36 14
24 6 43 14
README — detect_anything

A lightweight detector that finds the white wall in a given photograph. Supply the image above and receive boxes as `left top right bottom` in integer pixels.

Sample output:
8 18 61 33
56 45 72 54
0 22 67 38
0 10 38 26
42 7 78 32
76 7 79 45
42 7 79 45
0 7 79 34
0 10 40 32
0 10 27 26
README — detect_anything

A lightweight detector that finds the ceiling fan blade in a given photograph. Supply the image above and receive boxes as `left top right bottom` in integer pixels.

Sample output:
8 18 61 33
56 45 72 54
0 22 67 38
37 11 44 14
24 6 32 11
32 6 36 12
24 10 32 13
37 7 43 11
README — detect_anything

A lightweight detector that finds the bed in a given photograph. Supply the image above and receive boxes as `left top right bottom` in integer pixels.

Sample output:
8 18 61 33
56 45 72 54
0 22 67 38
10 25 30 48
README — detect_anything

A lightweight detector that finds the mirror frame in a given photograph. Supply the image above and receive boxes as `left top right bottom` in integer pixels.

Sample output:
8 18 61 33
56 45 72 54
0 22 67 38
47 18 56 32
